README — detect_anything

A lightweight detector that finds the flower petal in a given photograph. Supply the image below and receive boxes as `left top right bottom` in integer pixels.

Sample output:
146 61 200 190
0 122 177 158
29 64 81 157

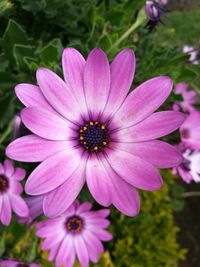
86 154 112 206
43 159 86 218
103 48 135 117
107 149 163 191
115 111 185 142
10 194 29 217
25 149 82 195
4 160 14 177
15 83 54 112
11 167 26 181
6 134 75 162
115 140 183 168
84 48 110 118
76 201 92 214
36 68 81 122
21 107 75 141
62 48 88 117
1 195 12 226
111 76 173 129
74 235 89 267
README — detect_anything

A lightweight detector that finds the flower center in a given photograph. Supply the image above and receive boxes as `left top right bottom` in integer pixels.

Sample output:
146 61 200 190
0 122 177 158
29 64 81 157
181 159 191 172
0 175 9 193
17 264 29 267
66 216 83 234
79 121 110 152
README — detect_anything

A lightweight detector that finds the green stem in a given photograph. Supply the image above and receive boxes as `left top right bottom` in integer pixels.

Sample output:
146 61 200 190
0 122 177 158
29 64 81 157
108 9 146 53
0 119 13 144
182 191 200 198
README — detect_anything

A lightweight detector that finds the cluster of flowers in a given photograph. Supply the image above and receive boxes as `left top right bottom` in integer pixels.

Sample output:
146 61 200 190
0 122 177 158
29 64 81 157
0 47 186 266
172 82 200 183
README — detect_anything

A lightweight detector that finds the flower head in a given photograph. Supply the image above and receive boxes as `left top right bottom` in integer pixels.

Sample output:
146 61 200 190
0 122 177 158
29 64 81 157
7 48 185 218
36 201 112 267
180 111 200 150
173 82 197 112
182 45 199 65
0 160 29 226
145 0 167 29
173 144 200 183
18 195 44 224
0 259 40 267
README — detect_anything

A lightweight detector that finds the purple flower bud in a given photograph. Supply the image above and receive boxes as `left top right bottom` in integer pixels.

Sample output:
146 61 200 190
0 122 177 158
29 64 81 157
145 1 164 22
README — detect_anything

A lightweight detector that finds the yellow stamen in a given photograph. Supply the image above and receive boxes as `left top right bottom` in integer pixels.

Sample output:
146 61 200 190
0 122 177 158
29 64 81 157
80 129 83 133
89 121 94 126
80 136 84 140
83 126 87 131
103 141 107 145
101 125 106 130
94 146 98 151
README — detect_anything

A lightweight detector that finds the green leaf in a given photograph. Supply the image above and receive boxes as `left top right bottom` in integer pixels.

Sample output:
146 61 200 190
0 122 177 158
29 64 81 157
1 20 31 66
13 44 35 71
171 199 185 212
40 39 63 65
0 231 6 257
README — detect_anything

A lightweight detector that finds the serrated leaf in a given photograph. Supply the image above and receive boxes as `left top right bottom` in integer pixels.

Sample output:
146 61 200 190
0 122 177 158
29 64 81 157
40 39 63 65
1 19 31 65
13 44 35 71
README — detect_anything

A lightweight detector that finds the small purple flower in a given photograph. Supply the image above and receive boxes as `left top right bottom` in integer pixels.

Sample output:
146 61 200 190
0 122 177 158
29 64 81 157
173 82 197 112
19 195 44 224
183 45 199 65
13 114 22 140
173 144 200 183
0 160 29 226
36 201 112 267
7 48 185 218
155 0 168 5
180 111 200 150
145 0 166 28
0 259 41 267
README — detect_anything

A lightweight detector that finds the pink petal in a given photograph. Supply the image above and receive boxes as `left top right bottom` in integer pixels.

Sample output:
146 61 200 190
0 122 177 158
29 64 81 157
6 134 75 162
91 228 112 241
103 48 135 117
107 149 163 191
25 148 83 195
111 76 173 129
15 83 54 112
10 194 29 217
4 160 14 177
115 111 185 142
116 140 183 168
11 167 26 181
1 195 12 226
10 180 23 194
74 235 89 267
0 196 2 215
84 48 110 118
43 160 86 218
21 107 75 141
36 68 81 122
101 157 140 216
83 230 104 263
76 201 92 214
62 48 88 117
56 235 75 267
0 163 4 174
86 154 112 206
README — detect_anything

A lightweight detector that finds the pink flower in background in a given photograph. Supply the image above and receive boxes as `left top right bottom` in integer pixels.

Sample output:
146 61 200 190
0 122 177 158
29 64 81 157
173 82 197 112
145 1 164 22
0 160 29 226
13 114 22 140
180 111 200 150
183 45 198 65
19 195 44 224
173 144 200 183
7 48 184 218
0 259 41 267
36 201 112 267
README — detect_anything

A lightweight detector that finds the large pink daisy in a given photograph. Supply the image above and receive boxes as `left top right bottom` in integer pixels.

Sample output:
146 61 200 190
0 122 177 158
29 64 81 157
6 48 184 217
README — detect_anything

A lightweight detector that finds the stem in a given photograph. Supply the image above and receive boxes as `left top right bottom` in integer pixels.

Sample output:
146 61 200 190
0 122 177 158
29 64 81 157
107 9 146 53
182 192 200 198
0 119 13 144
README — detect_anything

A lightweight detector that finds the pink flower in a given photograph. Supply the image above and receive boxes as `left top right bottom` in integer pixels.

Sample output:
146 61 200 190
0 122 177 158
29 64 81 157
155 0 168 5
19 195 44 224
180 111 200 150
36 201 112 267
0 259 41 267
6 48 185 218
173 82 197 112
173 144 200 183
145 1 164 22
182 45 198 65
0 160 29 226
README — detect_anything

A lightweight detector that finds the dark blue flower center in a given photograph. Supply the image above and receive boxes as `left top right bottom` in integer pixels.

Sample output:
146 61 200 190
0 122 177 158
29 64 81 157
66 216 83 233
79 121 110 152
0 176 9 193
